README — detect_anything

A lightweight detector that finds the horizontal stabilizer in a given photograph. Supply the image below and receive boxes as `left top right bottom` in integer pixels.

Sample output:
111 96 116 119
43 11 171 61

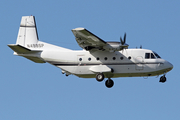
89 65 112 73
8 44 31 54
23 56 46 63
8 44 45 63
8 44 41 54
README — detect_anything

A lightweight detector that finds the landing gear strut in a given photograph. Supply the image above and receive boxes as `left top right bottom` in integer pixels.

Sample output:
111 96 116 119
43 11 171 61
105 79 114 88
159 75 166 83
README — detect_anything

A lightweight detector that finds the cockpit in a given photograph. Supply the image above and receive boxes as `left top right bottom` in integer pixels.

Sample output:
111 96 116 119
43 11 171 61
145 51 161 59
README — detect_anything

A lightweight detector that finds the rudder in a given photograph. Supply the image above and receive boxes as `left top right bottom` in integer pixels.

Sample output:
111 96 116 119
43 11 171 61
16 16 39 47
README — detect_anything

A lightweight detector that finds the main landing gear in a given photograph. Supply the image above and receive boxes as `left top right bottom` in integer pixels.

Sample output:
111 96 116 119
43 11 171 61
96 73 114 88
96 73 104 82
159 75 167 83
105 78 114 88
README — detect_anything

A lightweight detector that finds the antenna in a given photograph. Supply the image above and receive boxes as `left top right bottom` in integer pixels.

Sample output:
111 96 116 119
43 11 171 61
140 45 142 49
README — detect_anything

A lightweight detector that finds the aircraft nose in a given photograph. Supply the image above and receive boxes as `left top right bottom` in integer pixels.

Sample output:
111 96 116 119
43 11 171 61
165 61 173 72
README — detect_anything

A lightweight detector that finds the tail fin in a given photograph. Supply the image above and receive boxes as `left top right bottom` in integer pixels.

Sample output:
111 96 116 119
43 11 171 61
16 16 39 47
8 16 46 63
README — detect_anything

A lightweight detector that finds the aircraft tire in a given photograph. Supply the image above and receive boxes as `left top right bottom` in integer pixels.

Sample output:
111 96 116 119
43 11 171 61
96 73 104 82
105 79 114 88
159 76 166 83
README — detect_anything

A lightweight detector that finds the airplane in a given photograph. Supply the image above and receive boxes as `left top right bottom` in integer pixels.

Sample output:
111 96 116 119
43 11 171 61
8 16 173 88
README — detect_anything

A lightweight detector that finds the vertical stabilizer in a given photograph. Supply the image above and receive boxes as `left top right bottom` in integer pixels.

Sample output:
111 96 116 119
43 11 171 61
16 16 39 47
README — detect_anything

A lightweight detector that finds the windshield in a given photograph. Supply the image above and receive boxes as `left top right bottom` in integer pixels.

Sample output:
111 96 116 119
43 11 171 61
153 51 161 58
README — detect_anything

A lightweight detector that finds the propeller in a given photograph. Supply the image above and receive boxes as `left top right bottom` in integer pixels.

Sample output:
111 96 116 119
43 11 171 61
120 33 126 45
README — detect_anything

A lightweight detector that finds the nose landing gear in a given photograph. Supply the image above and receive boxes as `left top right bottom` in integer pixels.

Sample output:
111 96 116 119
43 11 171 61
159 75 166 83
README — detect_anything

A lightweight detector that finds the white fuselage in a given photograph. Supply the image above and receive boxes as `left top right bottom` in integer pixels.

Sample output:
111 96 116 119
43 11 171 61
39 42 173 78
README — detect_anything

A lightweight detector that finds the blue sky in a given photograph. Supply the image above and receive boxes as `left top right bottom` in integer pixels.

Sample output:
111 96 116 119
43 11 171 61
1 0 180 119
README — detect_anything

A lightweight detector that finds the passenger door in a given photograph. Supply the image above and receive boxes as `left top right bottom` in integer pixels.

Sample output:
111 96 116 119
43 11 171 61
135 56 144 70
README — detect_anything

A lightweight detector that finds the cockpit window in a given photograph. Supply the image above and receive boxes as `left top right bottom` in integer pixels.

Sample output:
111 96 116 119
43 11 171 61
145 53 150 59
153 51 161 58
145 53 158 59
151 53 155 59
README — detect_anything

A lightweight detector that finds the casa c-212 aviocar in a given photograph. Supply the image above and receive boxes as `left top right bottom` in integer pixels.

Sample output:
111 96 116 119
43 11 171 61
8 16 173 88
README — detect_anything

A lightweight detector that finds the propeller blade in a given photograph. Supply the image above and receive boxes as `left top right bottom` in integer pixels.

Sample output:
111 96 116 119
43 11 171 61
123 33 126 44
120 33 127 45
120 37 124 45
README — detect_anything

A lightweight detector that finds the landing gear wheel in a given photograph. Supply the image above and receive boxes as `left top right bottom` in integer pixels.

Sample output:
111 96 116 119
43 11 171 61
96 73 104 82
105 79 114 88
159 76 166 83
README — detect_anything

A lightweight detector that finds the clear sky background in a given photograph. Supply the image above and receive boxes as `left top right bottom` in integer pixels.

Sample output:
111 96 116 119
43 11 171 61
1 0 180 119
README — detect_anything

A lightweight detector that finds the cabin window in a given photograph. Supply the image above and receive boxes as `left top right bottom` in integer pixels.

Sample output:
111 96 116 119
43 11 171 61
96 57 100 60
120 57 123 60
128 56 131 60
88 58 91 61
113 57 116 60
104 57 108 60
79 58 82 61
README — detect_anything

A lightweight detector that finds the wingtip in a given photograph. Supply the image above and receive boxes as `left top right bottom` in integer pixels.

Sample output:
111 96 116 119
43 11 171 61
72 27 85 31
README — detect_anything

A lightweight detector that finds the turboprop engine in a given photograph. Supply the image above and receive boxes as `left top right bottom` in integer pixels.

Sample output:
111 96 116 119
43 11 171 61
103 33 129 52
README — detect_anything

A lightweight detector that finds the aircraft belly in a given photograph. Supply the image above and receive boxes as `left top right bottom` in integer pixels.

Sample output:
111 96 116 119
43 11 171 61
57 65 94 75
57 63 163 78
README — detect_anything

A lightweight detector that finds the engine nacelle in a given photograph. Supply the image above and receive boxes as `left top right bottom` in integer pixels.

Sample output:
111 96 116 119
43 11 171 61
103 42 129 52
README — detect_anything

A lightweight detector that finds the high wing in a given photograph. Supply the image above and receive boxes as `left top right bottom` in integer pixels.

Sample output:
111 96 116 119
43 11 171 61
71 28 107 51
71 28 129 52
